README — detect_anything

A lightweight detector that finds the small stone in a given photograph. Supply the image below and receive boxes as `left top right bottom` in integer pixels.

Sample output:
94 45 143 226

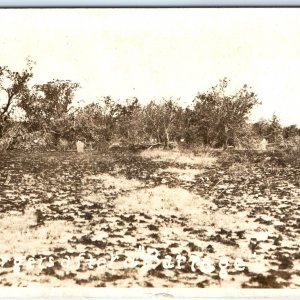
76 140 85 153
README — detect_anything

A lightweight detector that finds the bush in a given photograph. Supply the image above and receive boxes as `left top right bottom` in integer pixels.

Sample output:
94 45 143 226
0 123 26 151
0 137 11 152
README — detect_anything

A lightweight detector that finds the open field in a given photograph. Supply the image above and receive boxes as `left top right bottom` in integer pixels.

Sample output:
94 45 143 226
0 149 299 288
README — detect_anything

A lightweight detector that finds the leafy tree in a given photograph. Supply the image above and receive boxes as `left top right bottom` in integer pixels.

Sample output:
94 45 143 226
19 80 80 134
72 102 108 142
97 96 122 140
192 78 260 148
283 124 299 139
0 60 33 136
252 119 271 138
142 98 180 147
113 97 141 141
72 97 141 144
268 114 283 144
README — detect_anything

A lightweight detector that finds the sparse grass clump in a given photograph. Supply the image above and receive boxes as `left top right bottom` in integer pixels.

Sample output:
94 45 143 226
227 162 250 176
84 173 144 191
114 185 216 216
140 149 217 167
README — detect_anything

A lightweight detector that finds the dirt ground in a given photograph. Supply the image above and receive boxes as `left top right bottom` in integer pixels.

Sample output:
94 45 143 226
0 149 299 288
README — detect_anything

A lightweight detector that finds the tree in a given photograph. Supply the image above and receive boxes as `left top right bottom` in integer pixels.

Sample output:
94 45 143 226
283 124 299 139
72 102 109 142
72 96 141 144
268 114 283 144
192 78 260 148
142 98 180 147
252 119 271 138
0 60 33 136
19 79 80 133
114 97 141 142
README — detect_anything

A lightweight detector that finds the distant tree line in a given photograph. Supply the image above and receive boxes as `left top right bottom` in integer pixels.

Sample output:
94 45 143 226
0 61 299 151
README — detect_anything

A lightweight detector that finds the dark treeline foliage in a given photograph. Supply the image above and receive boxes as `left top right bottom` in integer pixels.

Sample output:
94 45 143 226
0 62 299 151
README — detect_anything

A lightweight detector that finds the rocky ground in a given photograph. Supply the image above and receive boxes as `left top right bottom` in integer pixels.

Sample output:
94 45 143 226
0 149 299 288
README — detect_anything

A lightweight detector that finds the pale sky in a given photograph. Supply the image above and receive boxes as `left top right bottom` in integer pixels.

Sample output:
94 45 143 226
0 8 299 126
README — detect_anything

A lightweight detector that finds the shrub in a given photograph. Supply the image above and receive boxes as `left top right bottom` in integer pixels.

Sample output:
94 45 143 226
0 137 11 152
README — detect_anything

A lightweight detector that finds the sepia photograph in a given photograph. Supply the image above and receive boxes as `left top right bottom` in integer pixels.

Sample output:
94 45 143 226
0 7 299 295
